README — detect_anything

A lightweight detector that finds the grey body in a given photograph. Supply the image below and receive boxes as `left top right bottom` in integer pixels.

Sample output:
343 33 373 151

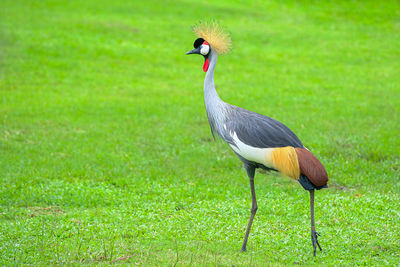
204 50 303 159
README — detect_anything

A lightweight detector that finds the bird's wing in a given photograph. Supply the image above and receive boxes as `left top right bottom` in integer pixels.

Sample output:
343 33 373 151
224 105 304 149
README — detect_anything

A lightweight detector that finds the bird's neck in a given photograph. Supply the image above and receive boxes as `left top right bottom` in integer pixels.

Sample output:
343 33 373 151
204 51 227 137
204 51 224 107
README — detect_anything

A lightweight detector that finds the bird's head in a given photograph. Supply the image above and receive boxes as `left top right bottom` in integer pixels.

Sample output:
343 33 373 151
186 38 211 72
186 21 232 72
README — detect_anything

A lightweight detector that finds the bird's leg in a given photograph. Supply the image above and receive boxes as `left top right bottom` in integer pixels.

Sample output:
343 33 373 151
310 189 322 257
241 166 257 252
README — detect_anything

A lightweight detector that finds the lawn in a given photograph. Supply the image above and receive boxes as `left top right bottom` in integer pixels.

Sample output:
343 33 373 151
1 0 400 265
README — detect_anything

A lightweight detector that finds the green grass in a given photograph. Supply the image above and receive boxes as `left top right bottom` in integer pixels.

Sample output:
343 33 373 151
1 0 400 265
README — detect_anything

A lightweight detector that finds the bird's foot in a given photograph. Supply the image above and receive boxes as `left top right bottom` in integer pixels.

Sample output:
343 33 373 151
311 230 322 257
240 246 247 253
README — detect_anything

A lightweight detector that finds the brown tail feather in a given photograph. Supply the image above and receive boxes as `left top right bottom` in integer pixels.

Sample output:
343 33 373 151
295 148 328 187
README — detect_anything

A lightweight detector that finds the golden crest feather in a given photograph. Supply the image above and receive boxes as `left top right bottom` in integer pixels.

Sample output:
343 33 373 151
192 21 232 54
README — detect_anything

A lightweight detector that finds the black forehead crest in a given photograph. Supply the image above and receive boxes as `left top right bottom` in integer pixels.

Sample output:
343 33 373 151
193 38 205 48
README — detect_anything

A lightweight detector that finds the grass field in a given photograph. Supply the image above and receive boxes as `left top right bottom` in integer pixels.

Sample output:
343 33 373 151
1 0 400 265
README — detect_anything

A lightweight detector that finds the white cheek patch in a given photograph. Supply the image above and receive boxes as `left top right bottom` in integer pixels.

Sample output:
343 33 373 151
200 45 210 55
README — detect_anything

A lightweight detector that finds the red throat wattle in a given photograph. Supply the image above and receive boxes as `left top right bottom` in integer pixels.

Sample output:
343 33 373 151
203 58 209 72
202 40 210 72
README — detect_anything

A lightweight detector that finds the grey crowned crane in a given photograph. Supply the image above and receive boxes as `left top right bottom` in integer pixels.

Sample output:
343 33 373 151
186 22 328 257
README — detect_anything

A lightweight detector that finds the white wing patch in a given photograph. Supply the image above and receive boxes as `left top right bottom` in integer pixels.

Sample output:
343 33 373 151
229 131 274 168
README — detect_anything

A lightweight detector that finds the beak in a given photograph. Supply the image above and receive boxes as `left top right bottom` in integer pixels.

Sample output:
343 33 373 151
186 47 201 55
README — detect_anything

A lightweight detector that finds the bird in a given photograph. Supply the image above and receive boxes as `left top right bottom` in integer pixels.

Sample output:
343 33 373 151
186 22 328 257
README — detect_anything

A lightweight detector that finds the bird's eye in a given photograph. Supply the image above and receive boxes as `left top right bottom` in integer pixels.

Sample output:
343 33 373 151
200 44 210 55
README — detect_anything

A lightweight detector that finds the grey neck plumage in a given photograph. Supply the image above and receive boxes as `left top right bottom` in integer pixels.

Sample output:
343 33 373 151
204 50 229 139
